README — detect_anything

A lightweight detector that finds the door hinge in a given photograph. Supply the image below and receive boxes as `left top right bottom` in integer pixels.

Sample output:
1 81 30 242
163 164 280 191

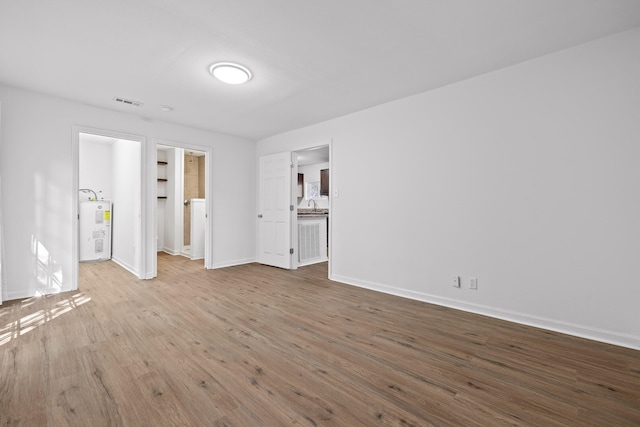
290 162 294 168
290 248 294 255
290 205 294 211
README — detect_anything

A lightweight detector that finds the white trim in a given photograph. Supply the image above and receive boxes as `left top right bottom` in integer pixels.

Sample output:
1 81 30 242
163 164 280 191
211 258 256 269
204 150 213 269
146 143 158 279
71 130 79 290
328 139 333 280
291 153 299 270
5 289 36 301
161 249 181 256
330 273 640 351
110 257 139 278
140 133 148 279
176 149 185 264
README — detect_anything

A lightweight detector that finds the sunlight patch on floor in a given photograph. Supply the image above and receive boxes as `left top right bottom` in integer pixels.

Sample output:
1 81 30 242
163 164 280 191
0 293 91 346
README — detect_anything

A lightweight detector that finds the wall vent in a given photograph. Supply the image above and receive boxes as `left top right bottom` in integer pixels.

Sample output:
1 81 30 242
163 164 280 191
298 223 320 262
113 97 144 107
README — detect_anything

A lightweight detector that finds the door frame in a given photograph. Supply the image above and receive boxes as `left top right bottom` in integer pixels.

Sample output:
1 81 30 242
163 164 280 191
153 139 214 274
291 143 332 273
71 125 146 289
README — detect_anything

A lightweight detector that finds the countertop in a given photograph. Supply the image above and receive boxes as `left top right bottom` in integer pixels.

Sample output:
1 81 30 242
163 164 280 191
297 208 329 217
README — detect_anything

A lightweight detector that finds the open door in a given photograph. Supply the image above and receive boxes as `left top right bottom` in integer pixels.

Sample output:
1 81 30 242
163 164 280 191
258 152 292 269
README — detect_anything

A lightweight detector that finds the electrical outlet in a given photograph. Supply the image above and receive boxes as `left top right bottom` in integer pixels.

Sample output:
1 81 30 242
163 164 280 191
451 275 460 288
469 277 478 290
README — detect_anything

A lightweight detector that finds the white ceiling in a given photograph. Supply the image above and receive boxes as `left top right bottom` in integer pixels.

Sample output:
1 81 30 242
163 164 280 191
1 1 639 140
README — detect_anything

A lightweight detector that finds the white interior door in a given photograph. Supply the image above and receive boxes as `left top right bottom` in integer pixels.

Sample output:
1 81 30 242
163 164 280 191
258 152 292 269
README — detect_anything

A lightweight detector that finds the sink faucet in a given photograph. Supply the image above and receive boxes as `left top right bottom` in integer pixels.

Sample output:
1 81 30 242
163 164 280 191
308 199 317 211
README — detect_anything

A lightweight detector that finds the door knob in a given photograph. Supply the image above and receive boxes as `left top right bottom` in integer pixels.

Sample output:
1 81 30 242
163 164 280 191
257 214 263 218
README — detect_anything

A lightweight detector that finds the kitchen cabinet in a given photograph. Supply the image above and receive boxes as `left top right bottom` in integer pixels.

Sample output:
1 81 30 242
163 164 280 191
320 168 329 197
297 215 328 266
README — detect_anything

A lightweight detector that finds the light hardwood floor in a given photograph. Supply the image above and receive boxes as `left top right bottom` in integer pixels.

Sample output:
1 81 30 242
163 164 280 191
1 253 639 426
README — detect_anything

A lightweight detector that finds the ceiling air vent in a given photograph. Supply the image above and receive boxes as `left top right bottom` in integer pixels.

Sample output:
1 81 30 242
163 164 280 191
113 97 144 107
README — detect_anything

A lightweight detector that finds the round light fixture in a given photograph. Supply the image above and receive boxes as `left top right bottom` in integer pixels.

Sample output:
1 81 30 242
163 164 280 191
209 62 252 85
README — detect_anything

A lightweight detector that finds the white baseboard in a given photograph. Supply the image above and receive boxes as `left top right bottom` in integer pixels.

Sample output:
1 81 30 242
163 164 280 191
5 288 40 301
111 257 139 278
4 282 76 301
210 258 255 269
330 273 640 351
298 256 329 268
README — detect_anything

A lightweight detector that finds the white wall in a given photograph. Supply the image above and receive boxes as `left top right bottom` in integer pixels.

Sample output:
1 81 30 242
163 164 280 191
111 139 141 274
258 28 640 349
0 84 256 300
79 140 113 201
160 147 183 255
297 162 329 209
167 147 182 254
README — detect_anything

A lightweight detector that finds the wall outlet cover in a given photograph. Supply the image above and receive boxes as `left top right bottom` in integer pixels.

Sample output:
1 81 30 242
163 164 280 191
452 275 460 288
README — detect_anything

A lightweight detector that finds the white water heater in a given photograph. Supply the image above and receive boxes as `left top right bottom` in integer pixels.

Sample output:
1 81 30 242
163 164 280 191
79 200 112 261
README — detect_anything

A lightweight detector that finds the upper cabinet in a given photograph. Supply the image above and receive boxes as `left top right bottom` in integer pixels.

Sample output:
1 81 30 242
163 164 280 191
320 169 329 197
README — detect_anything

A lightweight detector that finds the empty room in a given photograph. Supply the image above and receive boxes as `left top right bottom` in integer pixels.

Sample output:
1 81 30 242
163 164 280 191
1 1 639 426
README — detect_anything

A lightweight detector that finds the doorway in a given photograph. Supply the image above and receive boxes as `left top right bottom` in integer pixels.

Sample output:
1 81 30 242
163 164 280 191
154 140 212 273
73 128 145 287
293 145 330 270
257 143 331 273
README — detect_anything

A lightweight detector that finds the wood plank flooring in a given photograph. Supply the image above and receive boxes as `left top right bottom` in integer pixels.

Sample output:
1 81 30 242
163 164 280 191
1 253 639 426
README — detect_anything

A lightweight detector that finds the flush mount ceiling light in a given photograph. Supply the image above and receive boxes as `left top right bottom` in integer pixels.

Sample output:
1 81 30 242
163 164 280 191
209 62 252 85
